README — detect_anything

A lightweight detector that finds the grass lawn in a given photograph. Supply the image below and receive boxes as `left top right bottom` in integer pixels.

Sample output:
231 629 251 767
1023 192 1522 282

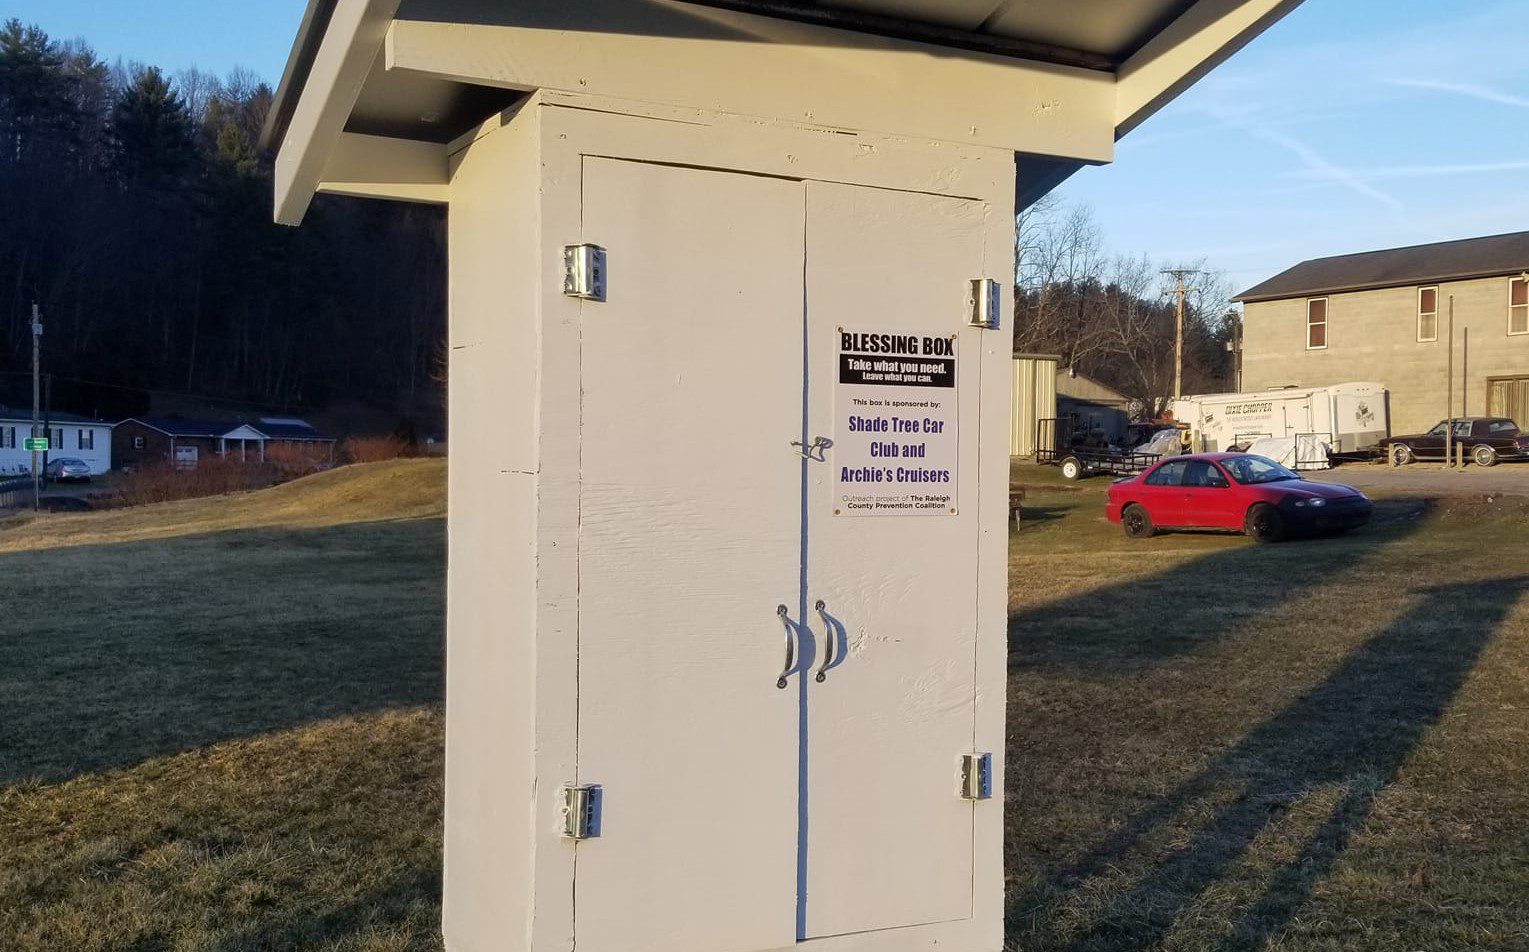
2 458 1526 950
0 461 447 951
1006 462 1529 951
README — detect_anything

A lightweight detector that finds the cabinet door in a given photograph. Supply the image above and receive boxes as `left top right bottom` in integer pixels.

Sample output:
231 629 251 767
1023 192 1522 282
576 158 803 952
803 181 987 938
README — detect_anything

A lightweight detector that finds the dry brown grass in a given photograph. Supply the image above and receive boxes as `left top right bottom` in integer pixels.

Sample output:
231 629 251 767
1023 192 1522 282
1004 464 1529 951
0 710 443 952
0 461 446 950
0 458 445 554
3 457 1525 951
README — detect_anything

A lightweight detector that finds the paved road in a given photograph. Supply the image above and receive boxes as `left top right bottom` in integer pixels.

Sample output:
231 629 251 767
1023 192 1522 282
1308 461 1529 497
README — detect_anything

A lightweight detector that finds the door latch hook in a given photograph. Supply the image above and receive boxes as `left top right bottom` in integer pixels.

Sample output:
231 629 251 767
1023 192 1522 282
791 436 833 461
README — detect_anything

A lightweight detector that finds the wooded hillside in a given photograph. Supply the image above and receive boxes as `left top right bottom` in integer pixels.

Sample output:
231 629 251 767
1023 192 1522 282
0 20 444 430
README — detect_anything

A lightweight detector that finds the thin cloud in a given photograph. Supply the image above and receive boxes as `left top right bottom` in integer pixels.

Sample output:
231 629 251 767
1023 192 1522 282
1286 160 1529 182
1209 107 1404 212
1388 78 1529 109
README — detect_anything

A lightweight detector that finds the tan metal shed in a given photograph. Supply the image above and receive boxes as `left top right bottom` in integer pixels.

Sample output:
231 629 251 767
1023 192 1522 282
1011 355 1060 457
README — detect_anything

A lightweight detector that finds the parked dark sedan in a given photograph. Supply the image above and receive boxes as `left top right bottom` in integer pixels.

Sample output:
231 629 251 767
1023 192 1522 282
1379 417 1529 467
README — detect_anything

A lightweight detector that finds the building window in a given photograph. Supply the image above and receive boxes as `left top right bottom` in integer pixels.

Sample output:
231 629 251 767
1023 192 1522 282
49 428 63 450
1306 298 1328 350
1512 276 1529 336
1 426 12 449
1417 287 1438 342
78 429 94 451
133 436 146 450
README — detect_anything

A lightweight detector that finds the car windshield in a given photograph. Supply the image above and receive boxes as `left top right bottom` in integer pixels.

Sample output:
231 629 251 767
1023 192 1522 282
1220 455 1300 485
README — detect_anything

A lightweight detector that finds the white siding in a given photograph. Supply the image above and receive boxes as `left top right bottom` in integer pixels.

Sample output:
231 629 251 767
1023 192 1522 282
0 422 113 476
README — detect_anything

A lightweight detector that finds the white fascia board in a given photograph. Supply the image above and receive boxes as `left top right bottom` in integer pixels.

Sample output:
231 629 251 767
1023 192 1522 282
274 0 404 225
384 5 1116 163
318 132 450 204
1115 0 1304 139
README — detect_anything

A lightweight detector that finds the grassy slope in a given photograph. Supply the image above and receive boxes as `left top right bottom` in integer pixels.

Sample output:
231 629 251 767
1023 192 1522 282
0 460 447 951
3 458 1526 951
0 458 446 553
1005 464 1529 951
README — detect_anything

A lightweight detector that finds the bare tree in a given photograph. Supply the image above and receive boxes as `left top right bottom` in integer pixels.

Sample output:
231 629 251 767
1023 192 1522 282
1011 200 1238 419
1014 200 1113 367
172 67 220 123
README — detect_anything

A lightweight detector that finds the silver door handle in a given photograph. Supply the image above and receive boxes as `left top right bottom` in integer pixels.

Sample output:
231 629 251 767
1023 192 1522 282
776 604 795 689
814 599 833 683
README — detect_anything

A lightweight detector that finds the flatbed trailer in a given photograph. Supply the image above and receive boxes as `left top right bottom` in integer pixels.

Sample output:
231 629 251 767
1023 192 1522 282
1034 418 1162 480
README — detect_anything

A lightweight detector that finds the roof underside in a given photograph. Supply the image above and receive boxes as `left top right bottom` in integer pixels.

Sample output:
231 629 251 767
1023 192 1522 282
1237 231 1529 303
677 0 1198 65
267 0 1199 152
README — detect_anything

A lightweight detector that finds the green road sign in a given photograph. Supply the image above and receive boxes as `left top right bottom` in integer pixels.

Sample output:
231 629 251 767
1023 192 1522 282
23 437 49 451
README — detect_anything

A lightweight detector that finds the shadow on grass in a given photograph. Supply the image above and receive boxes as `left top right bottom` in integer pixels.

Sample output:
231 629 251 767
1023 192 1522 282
1009 499 1431 674
1008 553 1524 951
208 866 443 952
1016 504 1080 527
0 519 445 787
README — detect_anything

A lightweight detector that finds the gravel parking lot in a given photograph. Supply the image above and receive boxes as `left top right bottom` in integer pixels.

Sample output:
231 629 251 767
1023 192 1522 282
1310 461 1529 496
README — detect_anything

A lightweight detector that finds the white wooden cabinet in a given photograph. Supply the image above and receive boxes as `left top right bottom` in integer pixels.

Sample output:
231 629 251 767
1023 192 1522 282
444 95 1012 952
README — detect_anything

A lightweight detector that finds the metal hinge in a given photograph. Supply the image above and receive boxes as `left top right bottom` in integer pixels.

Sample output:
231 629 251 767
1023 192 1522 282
563 244 607 301
969 278 1001 329
560 784 602 839
960 752 993 801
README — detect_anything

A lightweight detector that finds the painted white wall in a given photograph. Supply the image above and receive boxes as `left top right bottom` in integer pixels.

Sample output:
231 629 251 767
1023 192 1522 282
0 422 112 476
441 92 1014 952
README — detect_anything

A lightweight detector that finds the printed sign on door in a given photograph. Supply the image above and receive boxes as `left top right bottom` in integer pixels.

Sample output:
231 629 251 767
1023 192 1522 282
833 327 957 516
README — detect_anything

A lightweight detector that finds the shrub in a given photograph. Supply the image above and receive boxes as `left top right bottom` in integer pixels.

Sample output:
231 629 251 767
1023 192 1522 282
113 456 270 508
264 442 334 479
343 435 409 464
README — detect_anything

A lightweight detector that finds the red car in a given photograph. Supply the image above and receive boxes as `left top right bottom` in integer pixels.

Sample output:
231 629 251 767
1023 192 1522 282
1106 453 1372 543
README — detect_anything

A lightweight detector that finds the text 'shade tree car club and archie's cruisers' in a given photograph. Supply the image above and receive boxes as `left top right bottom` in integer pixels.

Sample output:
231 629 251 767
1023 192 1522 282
1107 453 1373 544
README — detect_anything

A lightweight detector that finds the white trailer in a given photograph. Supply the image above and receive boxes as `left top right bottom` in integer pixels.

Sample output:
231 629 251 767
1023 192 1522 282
1173 383 1389 457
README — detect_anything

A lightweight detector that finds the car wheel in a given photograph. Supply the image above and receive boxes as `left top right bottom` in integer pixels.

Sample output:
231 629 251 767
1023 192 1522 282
1244 503 1286 544
1473 444 1497 467
1389 444 1414 466
1121 503 1156 539
1060 456 1083 480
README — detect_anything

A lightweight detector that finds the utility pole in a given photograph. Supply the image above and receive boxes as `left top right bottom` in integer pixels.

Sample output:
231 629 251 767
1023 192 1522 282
1445 297 1454 470
30 304 42 510
1161 269 1202 400
1223 308 1243 393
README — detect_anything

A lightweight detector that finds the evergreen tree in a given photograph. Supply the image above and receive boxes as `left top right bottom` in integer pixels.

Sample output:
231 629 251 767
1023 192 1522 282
109 66 194 185
0 19 104 165
0 20 447 431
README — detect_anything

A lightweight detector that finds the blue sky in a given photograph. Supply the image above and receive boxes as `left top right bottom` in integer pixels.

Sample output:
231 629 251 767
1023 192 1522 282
1060 0 1529 290
12 1 1529 292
